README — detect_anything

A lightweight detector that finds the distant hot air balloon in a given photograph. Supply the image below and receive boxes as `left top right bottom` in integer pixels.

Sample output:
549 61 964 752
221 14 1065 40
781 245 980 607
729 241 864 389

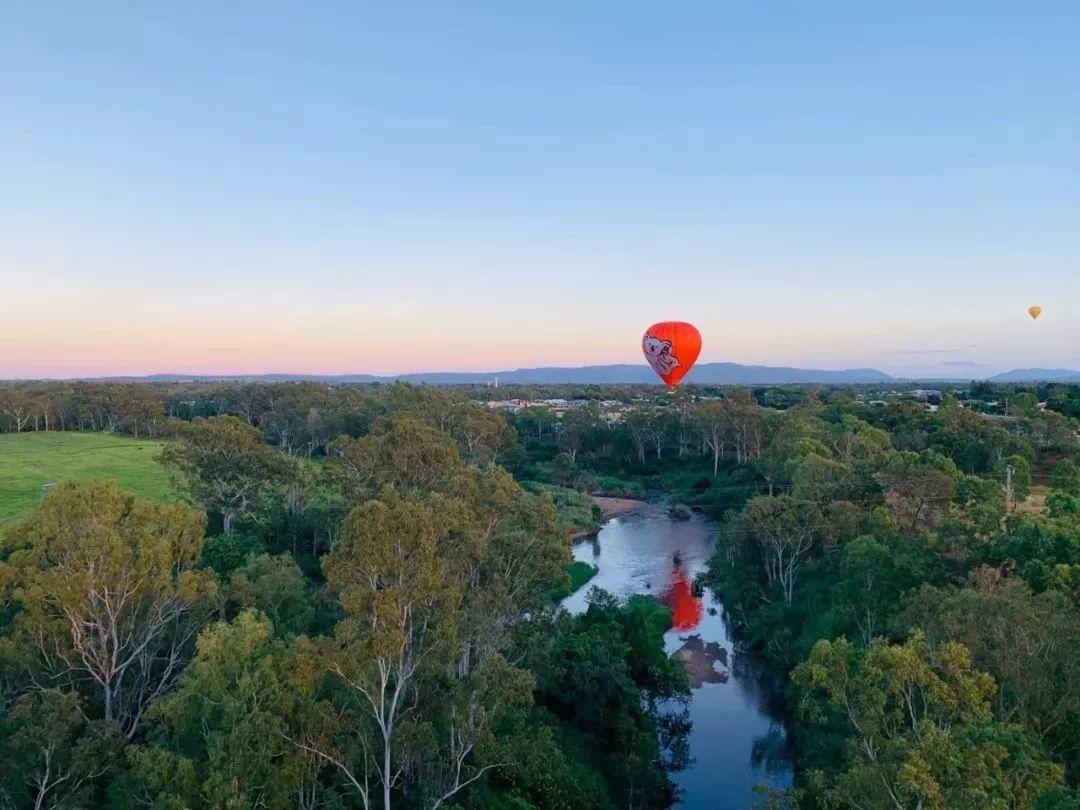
642 321 702 388
1029 306 1043 320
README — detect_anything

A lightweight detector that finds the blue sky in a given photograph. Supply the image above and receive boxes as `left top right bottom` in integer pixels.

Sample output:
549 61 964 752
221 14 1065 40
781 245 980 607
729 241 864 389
2 1 1078 377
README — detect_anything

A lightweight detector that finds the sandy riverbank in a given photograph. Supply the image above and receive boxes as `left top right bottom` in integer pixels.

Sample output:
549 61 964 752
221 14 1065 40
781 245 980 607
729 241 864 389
589 495 647 518
567 496 647 541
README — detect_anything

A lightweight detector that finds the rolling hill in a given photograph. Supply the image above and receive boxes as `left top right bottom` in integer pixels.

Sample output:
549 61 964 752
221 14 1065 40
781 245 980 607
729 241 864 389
989 368 1080 383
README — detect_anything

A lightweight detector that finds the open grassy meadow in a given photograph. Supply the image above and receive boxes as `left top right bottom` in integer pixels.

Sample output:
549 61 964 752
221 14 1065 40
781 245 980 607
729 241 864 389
0 432 178 524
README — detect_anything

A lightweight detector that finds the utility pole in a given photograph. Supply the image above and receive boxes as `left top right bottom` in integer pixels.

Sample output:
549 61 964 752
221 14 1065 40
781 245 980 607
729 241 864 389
1005 464 1015 515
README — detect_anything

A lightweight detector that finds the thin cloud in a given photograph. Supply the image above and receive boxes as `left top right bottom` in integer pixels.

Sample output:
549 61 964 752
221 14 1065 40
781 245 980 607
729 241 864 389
898 344 978 355
941 360 992 368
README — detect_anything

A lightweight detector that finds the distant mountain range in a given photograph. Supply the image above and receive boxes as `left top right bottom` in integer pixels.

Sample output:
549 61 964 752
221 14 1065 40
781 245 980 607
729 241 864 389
32 364 1080 386
988 368 1080 383
95 362 896 385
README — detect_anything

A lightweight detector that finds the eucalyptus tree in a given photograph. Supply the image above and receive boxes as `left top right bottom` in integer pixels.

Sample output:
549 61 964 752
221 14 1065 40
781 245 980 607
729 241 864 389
793 632 1064 809
162 415 295 532
0 481 216 740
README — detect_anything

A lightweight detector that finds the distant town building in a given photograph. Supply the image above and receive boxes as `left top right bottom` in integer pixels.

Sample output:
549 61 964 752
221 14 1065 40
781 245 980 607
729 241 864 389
484 398 531 413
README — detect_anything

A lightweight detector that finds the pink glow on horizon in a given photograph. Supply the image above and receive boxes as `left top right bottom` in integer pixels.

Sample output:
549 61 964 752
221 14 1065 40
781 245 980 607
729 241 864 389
0 321 905 378
3 280 1079 379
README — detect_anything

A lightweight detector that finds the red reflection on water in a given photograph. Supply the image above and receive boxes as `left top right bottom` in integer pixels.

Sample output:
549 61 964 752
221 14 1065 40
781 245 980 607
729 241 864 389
663 566 702 631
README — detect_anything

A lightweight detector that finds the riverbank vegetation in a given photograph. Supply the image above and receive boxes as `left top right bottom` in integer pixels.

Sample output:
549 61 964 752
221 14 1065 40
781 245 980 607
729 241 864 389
552 560 600 600
520 481 604 538
514 384 1080 807
504 382 1080 807
704 397 1080 807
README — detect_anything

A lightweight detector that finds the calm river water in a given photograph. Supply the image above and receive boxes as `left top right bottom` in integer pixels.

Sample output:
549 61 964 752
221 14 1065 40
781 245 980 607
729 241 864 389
563 503 794 809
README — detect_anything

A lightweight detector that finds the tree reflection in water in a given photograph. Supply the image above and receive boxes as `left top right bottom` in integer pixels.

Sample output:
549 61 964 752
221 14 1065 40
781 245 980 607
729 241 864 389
658 704 693 773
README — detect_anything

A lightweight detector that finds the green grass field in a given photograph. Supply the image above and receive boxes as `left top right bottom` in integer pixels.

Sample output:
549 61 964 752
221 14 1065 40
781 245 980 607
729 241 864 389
0 432 178 524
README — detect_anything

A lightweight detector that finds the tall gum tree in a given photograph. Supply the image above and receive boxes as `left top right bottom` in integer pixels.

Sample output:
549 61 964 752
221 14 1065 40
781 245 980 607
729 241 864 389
0 481 216 740
315 495 458 809
162 414 294 533
742 495 821 605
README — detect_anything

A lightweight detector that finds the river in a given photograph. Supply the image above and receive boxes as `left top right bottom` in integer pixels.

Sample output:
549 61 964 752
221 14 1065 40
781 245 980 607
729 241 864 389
562 502 794 809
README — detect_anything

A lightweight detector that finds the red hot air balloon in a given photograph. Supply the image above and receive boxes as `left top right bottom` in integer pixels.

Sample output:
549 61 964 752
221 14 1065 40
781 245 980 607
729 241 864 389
642 321 702 388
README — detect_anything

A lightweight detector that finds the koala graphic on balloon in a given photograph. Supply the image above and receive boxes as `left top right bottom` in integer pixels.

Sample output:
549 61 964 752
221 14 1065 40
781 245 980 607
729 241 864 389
640 321 701 388
642 334 681 377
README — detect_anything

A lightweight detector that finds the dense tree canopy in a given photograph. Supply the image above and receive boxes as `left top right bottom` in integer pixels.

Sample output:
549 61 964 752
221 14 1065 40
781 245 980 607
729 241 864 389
2 379 1079 808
